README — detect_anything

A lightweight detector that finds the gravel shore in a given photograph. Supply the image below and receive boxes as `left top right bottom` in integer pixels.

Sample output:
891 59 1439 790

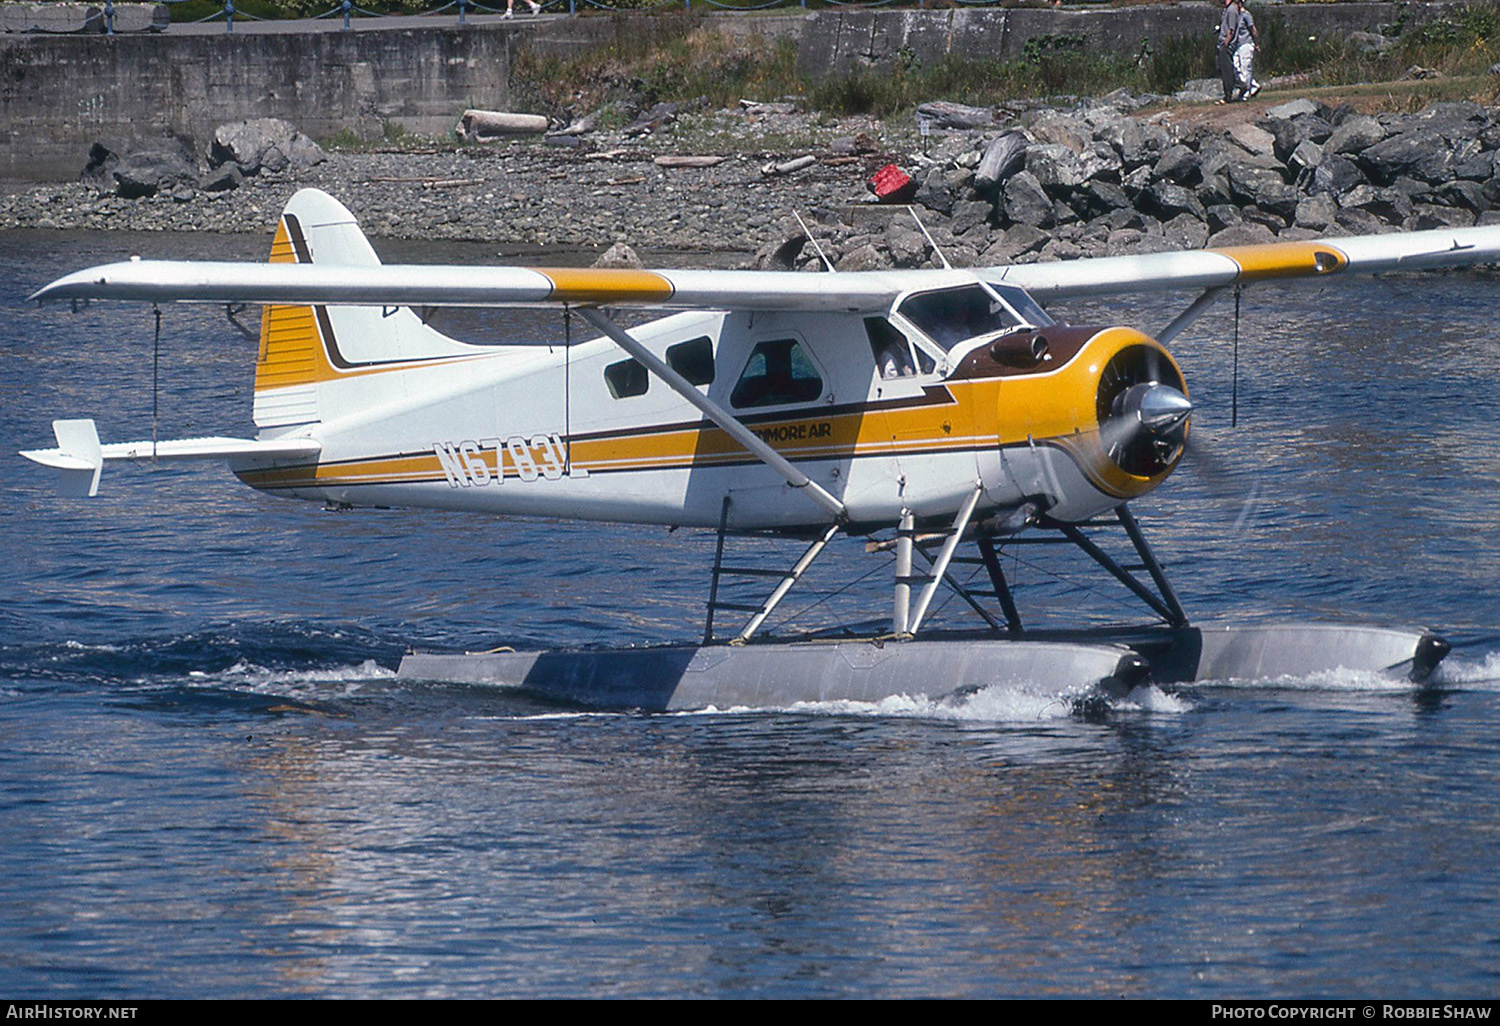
5 90 1499 270
0 107 906 263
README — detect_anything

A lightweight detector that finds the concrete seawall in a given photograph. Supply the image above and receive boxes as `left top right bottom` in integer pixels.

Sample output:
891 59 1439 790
0 4 1442 183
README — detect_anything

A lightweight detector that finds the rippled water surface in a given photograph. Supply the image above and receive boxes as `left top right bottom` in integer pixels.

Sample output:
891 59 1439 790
3 230 1499 998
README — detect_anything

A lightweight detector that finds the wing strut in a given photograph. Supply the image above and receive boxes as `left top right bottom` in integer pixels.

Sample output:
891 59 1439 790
1156 285 1231 346
576 307 848 520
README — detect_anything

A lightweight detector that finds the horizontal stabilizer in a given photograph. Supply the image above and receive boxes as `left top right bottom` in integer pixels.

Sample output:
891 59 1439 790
20 418 321 497
36 419 103 497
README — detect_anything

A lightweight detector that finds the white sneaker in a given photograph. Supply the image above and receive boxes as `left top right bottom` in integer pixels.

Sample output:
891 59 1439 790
528 0 540 10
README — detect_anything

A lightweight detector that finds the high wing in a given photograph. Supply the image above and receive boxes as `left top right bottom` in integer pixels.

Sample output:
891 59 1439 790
993 227 1500 300
31 253 924 313
30 187 1500 313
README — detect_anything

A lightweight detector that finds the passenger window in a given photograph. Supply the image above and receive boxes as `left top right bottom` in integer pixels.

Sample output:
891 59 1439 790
604 358 648 399
666 336 714 386
730 339 823 408
865 317 916 379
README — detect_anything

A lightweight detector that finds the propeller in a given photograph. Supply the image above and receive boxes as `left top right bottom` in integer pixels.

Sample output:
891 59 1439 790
1096 344 1193 477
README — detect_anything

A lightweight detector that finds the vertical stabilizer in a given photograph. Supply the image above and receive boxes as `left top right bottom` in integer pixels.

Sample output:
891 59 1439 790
252 189 488 430
252 190 373 427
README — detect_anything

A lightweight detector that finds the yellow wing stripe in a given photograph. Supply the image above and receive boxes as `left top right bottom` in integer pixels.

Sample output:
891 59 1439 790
536 268 675 304
1212 240 1349 281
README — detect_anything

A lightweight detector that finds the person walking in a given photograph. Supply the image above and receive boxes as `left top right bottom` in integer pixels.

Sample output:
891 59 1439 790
1216 0 1240 103
1230 0 1262 100
504 0 542 15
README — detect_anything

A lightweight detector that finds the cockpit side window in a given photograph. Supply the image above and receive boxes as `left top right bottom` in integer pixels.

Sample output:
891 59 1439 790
864 317 929 379
730 338 823 408
898 284 1027 350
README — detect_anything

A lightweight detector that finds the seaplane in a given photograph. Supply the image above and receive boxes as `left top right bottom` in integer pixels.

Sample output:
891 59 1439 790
21 188 1500 710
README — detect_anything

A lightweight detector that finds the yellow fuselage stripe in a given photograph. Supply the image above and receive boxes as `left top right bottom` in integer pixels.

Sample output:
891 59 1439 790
240 328 1177 503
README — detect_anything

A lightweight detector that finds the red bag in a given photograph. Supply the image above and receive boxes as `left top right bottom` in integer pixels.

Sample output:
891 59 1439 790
869 164 915 203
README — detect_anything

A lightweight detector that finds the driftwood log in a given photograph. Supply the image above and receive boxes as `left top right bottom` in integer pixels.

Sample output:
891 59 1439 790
459 110 550 141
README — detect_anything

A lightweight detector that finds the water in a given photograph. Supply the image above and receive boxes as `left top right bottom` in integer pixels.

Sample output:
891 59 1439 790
3 229 1499 998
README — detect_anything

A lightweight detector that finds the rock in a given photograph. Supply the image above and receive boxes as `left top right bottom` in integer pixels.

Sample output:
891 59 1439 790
1408 203 1475 229
1337 207 1390 234
212 118 326 174
990 223 1050 263
1228 123 1277 159
753 228 808 271
1162 213 1209 250
1027 143 1088 191
1359 130 1453 184
1206 205 1242 233
1196 172 1234 209
1431 179 1488 214
836 243 889 272
1226 163 1297 220
1085 141 1125 182
1074 178 1131 219
1153 144 1200 185
1266 99 1320 120
1242 206 1288 232
1176 79 1222 103
829 132 878 155
1140 181 1206 222
1095 116 1141 161
1324 115 1386 155
1310 154 1366 196
1104 228 1146 256
593 240 644 269
622 102 679 137
82 135 198 199
113 146 197 199
886 223 930 267
201 162 243 193
949 199 994 237
1347 31 1394 55
1001 171 1054 228
1207 222 1278 247
1028 112 1091 154
1038 238 1086 262
1288 139 1323 174
1294 194 1340 231
915 101 995 131
913 166 955 215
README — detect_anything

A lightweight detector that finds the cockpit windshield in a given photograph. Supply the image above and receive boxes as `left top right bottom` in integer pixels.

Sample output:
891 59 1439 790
896 283 1053 351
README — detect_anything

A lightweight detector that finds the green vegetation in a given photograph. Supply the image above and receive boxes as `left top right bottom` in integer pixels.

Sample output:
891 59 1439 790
504 2 1500 119
512 19 802 113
